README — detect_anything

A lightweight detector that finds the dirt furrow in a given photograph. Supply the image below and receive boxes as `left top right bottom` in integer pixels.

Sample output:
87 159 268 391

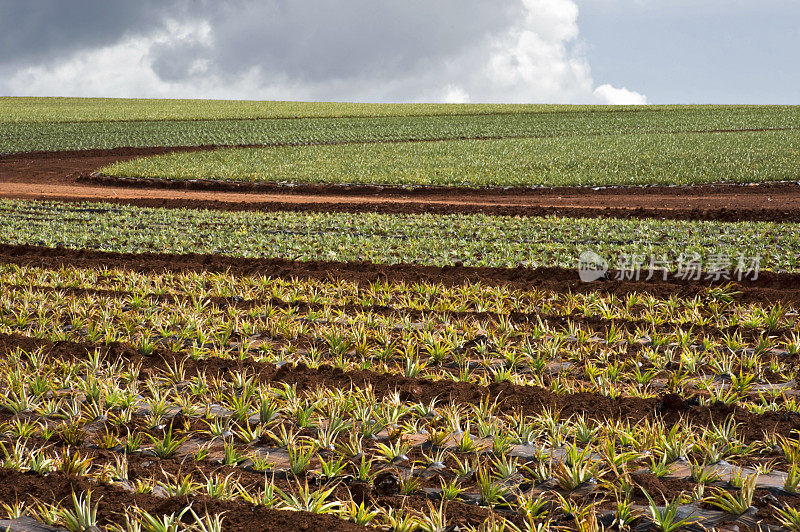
3 282 793 344
2 332 798 443
0 467 367 532
2 244 800 305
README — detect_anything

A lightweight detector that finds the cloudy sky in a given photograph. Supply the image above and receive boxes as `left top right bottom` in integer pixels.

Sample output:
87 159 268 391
0 0 797 105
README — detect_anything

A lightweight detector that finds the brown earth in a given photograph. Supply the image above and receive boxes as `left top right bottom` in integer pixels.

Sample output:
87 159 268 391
2 147 800 222
0 468 368 532
2 330 799 528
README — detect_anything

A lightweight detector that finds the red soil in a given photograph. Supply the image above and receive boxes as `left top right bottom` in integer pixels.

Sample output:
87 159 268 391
2 144 800 530
2 147 800 222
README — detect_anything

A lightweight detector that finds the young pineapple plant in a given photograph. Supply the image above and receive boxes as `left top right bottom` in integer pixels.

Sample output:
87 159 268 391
643 491 698 532
276 480 340 514
57 491 99 532
553 442 600 491
147 425 188 459
706 474 758 515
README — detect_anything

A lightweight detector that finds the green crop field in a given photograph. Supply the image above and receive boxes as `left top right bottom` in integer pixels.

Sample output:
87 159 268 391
103 130 800 187
0 97 655 122
5 98 799 188
2 199 798 271
2 98 799 156
1 96 784 123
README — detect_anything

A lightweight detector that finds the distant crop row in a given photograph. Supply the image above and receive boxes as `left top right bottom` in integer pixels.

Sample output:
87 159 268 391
2 199 799 271
104 130 800 187
3 105 800 153
1 96 787 123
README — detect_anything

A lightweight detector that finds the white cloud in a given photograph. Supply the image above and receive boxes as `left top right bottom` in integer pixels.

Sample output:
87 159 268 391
0 1 646 104
479 0 594 102
442 85 471 104
593 83 648 105
4 20 213 99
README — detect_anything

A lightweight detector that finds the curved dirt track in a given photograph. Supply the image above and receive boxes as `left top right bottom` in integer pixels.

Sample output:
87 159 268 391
3 147 800 222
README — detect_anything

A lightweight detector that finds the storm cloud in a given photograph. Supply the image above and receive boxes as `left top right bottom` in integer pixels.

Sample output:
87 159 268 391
0 0 647 104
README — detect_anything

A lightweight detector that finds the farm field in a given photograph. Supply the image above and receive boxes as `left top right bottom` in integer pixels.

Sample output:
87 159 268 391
101 131 800 188
2 101 799 155
3 199 800 271
1 97 800 531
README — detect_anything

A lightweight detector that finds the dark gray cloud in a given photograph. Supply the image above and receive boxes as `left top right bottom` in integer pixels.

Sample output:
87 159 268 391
187 1 517 82
0 0 183 66
0 0 515 81
149 40 209 82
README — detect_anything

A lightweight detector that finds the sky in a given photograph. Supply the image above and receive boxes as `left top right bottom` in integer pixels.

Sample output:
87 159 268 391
0 0 796 105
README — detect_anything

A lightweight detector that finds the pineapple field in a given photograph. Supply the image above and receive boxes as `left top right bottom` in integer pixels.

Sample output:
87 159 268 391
0 98 799 531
